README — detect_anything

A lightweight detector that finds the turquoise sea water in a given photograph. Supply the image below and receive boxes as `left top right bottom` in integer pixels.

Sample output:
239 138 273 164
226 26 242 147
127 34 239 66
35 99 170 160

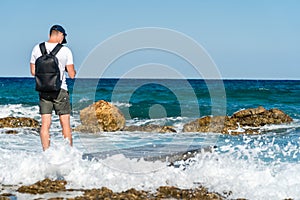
1 77 300 199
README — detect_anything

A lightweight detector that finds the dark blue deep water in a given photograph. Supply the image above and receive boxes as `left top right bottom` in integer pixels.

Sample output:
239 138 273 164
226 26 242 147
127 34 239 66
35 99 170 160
2 78 298 119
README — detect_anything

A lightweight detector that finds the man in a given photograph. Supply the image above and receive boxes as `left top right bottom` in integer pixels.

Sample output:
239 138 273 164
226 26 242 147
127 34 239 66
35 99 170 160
30 25 76 151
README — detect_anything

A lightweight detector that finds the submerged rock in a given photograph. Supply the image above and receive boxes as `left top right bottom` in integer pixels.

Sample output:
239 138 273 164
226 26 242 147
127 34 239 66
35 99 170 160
156 186 224 200
78 100 125 132
182 116 231 133
73 124 102 133
4 130 18 134
17 178 67 194
17 178 225 199
0 193 16 200
74 124 177 134
123 124 177 133
183 106 293 134
0 117 39 128
75 186 225 200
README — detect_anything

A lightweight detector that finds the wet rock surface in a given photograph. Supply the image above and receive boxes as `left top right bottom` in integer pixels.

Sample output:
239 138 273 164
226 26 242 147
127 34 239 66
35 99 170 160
15 178 226 200
78 100 125 132
0 117 39 128
183 106 293 134
0 193 15 200
17 178 67 194
0 117 40 134
83 144 213 165
73 186 225 200
75 124 177 134
73 124 102 133
123 124 177 133
3 130 19 134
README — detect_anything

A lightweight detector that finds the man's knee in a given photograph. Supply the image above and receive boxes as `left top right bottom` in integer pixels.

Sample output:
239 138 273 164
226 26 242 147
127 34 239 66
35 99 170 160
59 114 70 126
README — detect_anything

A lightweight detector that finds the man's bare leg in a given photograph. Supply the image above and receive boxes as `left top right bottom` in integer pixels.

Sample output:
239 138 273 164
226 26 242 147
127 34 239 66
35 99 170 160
40 114 52 151
59 114 72 146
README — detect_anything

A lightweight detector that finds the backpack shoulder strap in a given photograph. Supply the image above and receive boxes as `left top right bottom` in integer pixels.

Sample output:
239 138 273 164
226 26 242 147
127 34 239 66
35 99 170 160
50 44 63 56
39 42 47 55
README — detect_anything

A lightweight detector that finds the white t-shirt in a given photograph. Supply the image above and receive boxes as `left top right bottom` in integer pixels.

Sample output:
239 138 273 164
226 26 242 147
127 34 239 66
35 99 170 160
30 42 74 91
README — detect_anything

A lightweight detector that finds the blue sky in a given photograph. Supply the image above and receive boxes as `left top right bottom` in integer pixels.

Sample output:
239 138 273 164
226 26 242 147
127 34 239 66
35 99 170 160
0 0 299 79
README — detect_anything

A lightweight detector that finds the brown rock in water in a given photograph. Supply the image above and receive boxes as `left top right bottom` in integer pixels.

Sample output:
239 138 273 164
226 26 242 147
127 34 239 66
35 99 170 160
123 124 177 133
0 117 39 128
232 106 267 118
183 106 293 135
78 100 125 132
4 130 18 134
156 186 224 200
73 124 102 133
17 178 67 194
183 116 232 133
269 108 293 123
0 193 16 200
73 186 224 200
232 106 293 127
16 178 226 200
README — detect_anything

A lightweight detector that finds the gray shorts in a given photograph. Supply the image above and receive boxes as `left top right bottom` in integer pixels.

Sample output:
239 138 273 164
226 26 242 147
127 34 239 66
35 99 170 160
39 89 71 115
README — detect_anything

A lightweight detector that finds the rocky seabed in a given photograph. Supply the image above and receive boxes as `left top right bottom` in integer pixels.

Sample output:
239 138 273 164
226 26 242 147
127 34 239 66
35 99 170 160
1 178 228 200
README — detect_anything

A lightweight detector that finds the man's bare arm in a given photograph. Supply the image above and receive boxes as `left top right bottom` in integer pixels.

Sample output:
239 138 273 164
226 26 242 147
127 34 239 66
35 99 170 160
66 64 76 79
30 63 35 76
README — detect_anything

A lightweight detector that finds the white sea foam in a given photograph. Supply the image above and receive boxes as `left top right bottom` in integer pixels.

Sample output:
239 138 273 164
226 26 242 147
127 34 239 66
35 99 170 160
259 120 300 131
111 101 132 108
258 87 269 91
125 116 190 133
78 97 91 103
185 151 300 200
1 141 300 200
0 104 40 119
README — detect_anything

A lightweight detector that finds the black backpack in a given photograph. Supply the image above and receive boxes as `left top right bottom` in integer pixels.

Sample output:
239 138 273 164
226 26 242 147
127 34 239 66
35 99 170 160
35 42 63 92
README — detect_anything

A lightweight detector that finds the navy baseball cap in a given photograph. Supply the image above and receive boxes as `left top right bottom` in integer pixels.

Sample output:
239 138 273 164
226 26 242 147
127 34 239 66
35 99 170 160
50 25 67 44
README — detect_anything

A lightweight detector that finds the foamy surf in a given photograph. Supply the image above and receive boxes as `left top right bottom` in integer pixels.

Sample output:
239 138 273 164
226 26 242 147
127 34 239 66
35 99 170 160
2 141 300 200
